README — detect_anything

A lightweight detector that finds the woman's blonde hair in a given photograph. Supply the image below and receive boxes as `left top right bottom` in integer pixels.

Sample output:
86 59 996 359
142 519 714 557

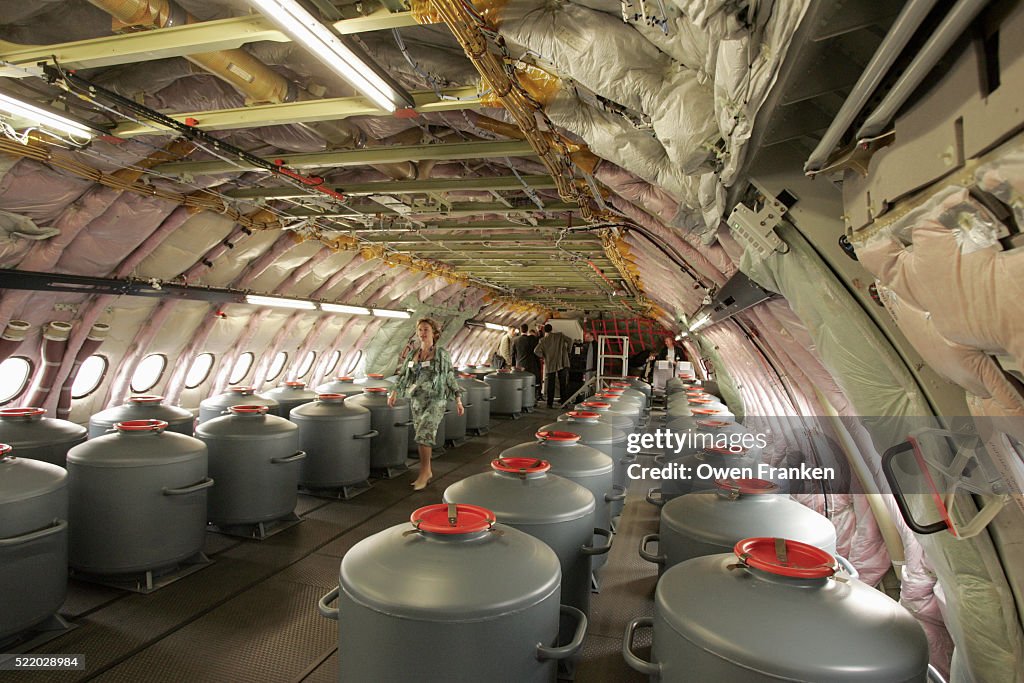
417 317 442 342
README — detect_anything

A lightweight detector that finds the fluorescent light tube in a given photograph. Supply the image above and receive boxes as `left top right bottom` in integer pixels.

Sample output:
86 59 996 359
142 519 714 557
249 0 398 112
0 92 93 139
688 314 711 332
372 308 411 319
321 302 371 315
483 322 506 331
246 295 316 309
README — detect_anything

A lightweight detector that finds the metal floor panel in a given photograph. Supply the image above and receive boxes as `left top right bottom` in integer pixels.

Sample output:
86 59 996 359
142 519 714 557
586 486 660 639
13 412 664 682
91 580 336 683
574 633 648 683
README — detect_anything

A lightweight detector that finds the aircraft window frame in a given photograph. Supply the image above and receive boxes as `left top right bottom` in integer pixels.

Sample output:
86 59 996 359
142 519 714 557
184 353 215 390
228 352 255 385
0 356 34 404
295 350 317 379
323 349 342 376
266 351 288 382
131 353 167 393
344 350 363 375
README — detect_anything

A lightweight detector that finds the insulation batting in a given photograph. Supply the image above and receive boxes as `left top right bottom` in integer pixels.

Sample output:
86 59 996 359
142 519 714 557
744 221 1018 678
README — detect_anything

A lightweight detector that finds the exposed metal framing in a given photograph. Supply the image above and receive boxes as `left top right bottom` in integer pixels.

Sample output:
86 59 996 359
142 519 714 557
224 175 557 199
0 11 427 77
113 88 481 138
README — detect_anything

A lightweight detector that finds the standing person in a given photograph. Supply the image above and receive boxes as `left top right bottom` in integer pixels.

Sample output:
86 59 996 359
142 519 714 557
512 323 542 401
534 323 571 409
495 326 516 369
388 318 464 490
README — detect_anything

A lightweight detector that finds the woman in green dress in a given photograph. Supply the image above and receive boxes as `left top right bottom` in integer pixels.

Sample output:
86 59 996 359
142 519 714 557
388 317 463 490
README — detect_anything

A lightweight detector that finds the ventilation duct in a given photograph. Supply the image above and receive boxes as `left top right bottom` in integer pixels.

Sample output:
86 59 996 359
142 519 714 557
24 321 72 409
56 323 111 419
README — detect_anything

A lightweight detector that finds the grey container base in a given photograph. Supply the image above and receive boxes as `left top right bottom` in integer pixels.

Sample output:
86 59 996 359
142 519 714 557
206 512 302 541
69 551 212 594
299 480 373 501
469 425 490 435
371 462 412 479
0 613 77 654
493 411 522 420
446 435 470 448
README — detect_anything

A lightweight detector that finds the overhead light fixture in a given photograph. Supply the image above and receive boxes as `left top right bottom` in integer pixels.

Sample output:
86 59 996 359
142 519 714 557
321 302 371 315
372 308 411 319
689 314 711 332
0 91 94 140
483 322 506 331
249 0 404 113
246 295 316 310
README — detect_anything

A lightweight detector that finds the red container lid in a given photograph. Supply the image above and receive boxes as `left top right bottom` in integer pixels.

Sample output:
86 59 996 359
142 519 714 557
734 538 835 579
0 407 46 418
498 368 512 373
365 387 388 394
492 457 550 474
692 408 720 415
609 382 630 388
335 376 355 382
128 395 164 404
0 443 12 457
582 401 610 409
716 478 778 495
567 410 600 419
115 419 167 432
535 430 581 443
596 393 618 399
229 405 269 415
317 393 346 401
697 419 730 428
284 381 306 388
458 373 474 378
689 398 713 404
411 504 496 535
230 386 255 394
366 373 385 379
604 388 625 394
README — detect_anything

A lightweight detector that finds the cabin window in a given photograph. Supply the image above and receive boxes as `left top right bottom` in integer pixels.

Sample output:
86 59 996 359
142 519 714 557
296 350 316 379
229 352 255 385
0 356 33 404
323 349 341 376
184 353 215 389
72 355 106 399
131 354 167 393
266 351 288 382
345 350 363 374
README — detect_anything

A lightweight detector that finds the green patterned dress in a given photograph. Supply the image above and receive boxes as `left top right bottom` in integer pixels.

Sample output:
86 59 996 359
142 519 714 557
391 345 461 448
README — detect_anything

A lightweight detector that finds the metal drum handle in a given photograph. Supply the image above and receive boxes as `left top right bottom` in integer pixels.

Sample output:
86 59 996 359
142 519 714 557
462 402 473 408
486 396 497 401
318 586 340 620
271 451 306 464
639 534 665 565
834 554 859 580
605 485 626 503
395 420 414 427
881 441 949 534
581 527 612 556
353 430 380 440
162 477 215 496
536 605 587 661
645 487 664 507
622 617 661 675
0 519 67 548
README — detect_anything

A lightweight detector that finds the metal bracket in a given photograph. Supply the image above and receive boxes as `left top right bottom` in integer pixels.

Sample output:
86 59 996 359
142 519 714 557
53 303 79 312
726 193 790 259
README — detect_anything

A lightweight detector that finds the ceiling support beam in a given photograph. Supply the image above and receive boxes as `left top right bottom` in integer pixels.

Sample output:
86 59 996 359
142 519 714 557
153 139 535 174
224 175 557 199
0 11 426 76
114 87 480 138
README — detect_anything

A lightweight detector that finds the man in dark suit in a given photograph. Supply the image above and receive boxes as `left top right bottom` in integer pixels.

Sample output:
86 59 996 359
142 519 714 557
638 336 686 382
512 323 542 400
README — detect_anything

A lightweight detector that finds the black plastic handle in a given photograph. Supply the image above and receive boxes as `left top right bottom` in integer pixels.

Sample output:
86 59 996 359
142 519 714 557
881 441 949 535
